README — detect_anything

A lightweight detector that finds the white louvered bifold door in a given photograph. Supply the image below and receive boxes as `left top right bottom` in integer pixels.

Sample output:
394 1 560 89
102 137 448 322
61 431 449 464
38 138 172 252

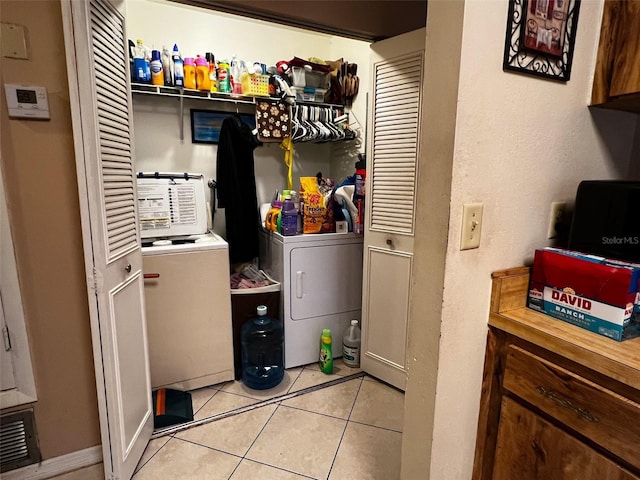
62 1 153 479
361 29 426 391
370 55 422 234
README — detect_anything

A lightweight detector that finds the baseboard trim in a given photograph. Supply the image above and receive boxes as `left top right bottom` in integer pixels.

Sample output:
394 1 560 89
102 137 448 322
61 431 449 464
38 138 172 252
1 445 102 480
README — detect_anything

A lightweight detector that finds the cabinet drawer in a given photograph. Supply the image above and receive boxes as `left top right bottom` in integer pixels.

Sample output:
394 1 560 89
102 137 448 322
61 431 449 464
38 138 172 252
494 397 639 480
503 345 640 470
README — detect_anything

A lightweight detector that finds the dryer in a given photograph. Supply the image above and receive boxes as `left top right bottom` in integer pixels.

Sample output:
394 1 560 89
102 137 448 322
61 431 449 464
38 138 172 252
260 230 364 368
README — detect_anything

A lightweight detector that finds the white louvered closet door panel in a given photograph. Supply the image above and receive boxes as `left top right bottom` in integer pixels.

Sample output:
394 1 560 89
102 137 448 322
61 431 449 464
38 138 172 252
91 0 138 257
371 55 422 235
361 29 426 391
63 1 152 479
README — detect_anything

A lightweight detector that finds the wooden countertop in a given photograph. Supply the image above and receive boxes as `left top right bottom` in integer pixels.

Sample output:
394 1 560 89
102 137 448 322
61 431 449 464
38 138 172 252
489 267 640 391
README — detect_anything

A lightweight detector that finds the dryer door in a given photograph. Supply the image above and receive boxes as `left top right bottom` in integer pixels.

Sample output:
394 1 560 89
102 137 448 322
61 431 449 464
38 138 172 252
289 242 363 320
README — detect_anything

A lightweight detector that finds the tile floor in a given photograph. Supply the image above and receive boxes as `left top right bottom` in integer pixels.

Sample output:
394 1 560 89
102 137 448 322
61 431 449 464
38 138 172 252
48 360 404 480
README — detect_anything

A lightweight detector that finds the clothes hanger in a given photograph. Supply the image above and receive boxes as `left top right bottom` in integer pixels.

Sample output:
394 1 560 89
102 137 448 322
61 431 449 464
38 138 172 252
292 105 308 142
300 106 318 142
322 107 343 141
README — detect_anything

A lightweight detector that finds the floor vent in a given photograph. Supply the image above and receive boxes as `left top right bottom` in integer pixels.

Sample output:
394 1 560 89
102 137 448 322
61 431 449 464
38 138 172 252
1 409 40 473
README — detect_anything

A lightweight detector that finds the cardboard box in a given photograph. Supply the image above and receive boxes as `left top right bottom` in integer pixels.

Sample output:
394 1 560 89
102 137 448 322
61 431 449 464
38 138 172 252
528 247 640 341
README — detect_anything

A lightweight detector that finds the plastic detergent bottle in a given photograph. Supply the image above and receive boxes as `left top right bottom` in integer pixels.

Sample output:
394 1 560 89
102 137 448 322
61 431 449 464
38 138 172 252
289 190 303 234
172 44 184 87
281 195 297 236
206 52 218 92
150 49 164 86
241 305 284 390
319 329 333 374
162 46 173 86
353 160 366 234
265 200 282 232
217 60 231 93
195 56 210 91
133 39 148 83
230 54 243 94
342 320 361 368
183 58 196 89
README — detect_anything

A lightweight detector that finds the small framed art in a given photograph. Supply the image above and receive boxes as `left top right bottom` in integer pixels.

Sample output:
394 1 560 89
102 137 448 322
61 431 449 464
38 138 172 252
190 109 256 144
503 0 581 82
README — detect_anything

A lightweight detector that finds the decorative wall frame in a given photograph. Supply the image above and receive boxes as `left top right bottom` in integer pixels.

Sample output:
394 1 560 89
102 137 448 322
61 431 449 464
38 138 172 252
190 109 255 144
503 0 581 81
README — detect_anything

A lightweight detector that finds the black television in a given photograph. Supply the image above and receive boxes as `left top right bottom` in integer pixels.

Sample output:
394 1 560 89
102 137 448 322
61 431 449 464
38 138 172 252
567 180 640 263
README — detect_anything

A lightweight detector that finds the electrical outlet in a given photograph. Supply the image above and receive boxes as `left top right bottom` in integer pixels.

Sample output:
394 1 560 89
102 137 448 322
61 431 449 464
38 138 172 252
460 203 483 250
547 201 566 239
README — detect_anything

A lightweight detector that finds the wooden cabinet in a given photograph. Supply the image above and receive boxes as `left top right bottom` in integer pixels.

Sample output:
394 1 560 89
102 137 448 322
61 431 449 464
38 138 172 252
591 0 640 113
473 267 640 480
494 398 638 480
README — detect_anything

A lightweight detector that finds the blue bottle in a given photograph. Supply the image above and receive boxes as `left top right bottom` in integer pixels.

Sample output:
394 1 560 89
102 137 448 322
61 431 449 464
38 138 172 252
133 39 149 83
241 305 284 390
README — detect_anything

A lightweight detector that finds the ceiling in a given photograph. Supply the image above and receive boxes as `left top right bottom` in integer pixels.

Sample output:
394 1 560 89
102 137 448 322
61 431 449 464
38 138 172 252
173 1 427 42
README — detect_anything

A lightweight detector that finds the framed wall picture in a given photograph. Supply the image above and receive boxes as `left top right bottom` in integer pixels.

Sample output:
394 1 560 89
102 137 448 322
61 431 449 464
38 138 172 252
503 0 581 81
190 109 256 144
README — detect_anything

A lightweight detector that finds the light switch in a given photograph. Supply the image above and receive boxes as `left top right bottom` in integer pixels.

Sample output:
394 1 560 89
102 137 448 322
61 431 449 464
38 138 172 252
460 203 483 250
1 23 28 59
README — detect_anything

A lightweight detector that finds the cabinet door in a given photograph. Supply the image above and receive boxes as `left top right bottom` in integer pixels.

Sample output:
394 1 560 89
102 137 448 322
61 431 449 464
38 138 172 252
361 28 425 391
493 397 639 480
610 0 640 97
290 242 363 320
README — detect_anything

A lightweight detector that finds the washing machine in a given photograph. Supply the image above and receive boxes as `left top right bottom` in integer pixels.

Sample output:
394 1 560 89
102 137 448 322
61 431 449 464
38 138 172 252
142 232 234 390
138 172 234 390
260 230 364 368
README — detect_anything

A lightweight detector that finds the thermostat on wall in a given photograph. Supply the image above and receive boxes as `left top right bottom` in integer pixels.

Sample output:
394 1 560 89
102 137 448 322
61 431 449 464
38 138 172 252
4 84 50 119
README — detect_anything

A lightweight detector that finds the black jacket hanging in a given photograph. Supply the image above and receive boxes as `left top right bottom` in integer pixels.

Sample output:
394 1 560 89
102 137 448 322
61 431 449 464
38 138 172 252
216 115 261 264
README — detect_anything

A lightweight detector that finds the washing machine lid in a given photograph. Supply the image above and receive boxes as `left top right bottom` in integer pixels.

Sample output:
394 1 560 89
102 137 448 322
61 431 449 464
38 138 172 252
141 231 228 255
137 172 208 239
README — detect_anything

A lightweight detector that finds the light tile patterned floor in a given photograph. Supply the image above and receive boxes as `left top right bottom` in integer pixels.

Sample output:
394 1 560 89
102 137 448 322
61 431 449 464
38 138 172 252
137 360 404 480
47 360 404 480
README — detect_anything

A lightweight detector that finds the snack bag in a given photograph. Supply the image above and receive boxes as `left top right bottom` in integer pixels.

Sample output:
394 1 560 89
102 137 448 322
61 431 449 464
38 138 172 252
300 177 325 234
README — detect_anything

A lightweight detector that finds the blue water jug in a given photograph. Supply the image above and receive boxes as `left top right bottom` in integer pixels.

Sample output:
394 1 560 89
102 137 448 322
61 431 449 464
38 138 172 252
241 305 284 390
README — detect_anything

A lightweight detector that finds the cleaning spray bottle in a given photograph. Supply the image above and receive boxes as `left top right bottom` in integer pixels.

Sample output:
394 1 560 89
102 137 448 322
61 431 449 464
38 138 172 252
162 46 173 86
230 53 242 94
172 44 184 88
319 329 333 374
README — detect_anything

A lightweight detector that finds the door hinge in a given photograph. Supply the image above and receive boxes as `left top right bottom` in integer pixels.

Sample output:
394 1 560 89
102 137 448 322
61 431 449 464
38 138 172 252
88 268 104 293
2 324 11 352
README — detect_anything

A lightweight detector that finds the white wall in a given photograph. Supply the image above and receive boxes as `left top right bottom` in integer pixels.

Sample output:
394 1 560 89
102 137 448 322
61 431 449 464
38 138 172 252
125 0 370 236
419 0 638 478
329 36 370 182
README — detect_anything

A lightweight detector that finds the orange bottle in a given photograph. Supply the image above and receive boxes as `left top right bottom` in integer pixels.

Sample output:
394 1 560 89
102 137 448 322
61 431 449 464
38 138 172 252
195 56 210 91
183 57 196 89
265 202 282 232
